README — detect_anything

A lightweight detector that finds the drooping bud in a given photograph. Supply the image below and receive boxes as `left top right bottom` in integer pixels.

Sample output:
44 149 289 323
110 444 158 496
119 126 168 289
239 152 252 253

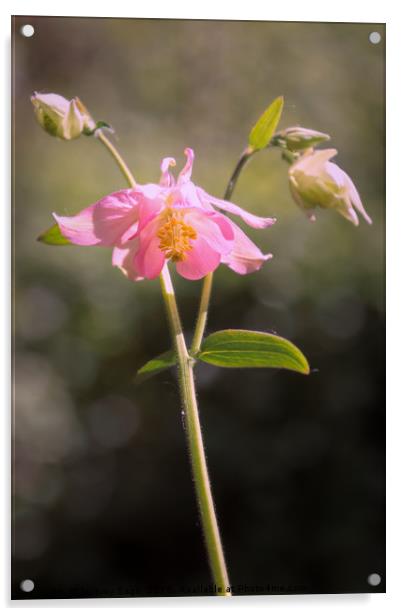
31 92 96 140
274 126 330 151
288 148 372 226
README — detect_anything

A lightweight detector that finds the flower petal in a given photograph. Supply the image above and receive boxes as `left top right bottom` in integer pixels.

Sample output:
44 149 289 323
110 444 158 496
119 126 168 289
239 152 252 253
133 217 166 280
62 99 84 140
175 236 221 280
294 148 338 175
197 188 276 229
160 157 176 187
169 181 209 210
177 148 195 184
112 238 144 281
53 190 139 246
183 209 234 256
344 174 372 225
336 204 359 226
132 185 166 236
326 162 371 226
222 221 272 275
135 237 165 280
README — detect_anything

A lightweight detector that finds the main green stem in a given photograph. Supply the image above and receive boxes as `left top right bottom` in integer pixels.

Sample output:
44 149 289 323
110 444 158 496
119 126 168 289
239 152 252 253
191 147 254 354
94 131 231 596
160 265 231 596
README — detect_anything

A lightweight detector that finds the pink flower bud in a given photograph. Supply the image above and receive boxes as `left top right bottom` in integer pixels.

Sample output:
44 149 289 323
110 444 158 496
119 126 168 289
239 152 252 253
276 126 330 151
31 92 96 140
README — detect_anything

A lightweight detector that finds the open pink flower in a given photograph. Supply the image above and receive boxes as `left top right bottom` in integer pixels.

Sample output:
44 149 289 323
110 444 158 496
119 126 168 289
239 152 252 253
54 148 275 281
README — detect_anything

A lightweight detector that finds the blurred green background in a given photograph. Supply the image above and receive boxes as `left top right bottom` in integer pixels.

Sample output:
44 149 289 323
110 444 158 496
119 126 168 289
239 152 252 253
12 17 385 598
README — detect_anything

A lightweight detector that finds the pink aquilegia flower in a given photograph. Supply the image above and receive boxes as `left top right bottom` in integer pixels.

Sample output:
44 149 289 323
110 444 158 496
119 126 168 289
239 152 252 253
54 148 275 281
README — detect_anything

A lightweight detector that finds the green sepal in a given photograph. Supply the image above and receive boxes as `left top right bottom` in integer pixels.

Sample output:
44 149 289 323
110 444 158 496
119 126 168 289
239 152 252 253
37 223 71 245
83 120 113 136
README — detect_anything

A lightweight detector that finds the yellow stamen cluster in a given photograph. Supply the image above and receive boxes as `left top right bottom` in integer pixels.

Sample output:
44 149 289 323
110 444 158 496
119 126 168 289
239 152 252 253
157 208 197 262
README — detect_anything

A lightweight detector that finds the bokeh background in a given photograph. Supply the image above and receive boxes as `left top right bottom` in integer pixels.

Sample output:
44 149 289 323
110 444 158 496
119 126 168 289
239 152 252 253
12 17 385 598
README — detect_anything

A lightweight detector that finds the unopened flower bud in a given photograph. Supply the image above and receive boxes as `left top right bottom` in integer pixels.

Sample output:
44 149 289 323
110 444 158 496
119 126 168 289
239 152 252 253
276 126 330 151
31 92 96 140
288 148 372 226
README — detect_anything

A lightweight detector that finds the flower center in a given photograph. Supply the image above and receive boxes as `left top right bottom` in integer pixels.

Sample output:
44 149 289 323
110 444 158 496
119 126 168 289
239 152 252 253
157 208 197 262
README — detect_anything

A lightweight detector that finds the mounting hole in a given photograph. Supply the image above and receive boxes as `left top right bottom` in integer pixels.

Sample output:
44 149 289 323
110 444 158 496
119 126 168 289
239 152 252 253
20 579 35 592
367 573 381 587
369 31 381 45
20 24 35 38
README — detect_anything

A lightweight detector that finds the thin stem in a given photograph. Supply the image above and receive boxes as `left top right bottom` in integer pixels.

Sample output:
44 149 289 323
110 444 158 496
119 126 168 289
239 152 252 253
223 147 254 201
96 130 137 188
190 272 213 355
190 147 254 354
160 264 231 597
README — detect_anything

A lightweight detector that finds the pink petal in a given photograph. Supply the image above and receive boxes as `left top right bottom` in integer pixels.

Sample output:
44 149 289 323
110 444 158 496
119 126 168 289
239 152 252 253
135 237 165 280
206 211 235 241
222 221 272 275
169 181 209 210
296 148 338 174
112 238 143 281
136 183 165 200
197 188 276 229
183 209 234 256
159 157 176 187
53 190 139 246
175 236 221 280
344 173 372 225
177 148 195 184
133 217 166 280
133 186 166 236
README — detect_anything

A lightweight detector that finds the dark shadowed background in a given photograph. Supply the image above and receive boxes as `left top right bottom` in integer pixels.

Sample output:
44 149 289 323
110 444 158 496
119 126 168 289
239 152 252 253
12 17 385 598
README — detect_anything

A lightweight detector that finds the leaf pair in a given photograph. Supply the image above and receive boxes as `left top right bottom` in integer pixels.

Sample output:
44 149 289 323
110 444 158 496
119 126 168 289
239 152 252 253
135 329 310 384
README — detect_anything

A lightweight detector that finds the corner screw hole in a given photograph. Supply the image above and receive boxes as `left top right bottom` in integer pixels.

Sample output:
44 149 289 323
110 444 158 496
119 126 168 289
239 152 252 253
367 573 381 587
21 24 35 38
369 32 381 44
20 579 35 592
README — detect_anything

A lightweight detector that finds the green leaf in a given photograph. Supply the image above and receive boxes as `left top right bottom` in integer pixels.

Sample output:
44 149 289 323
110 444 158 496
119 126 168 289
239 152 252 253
248 96 284 152
198 329 309 374
37 223 71 245
135 350 177 384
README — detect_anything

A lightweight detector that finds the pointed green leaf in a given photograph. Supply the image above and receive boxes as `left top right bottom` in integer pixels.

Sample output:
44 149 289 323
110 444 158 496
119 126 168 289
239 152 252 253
37 223 71 245
198 329 309 374
135 350 177 384
248 96 284 152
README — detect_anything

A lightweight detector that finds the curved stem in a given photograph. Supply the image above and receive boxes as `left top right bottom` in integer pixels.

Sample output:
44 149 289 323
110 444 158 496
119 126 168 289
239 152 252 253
160 265 231 597
223 147 254 201
190 148 254 354
96 130 137 188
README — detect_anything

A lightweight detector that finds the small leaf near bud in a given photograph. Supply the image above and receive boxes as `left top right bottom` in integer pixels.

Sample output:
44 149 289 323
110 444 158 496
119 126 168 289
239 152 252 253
248 96 284 152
